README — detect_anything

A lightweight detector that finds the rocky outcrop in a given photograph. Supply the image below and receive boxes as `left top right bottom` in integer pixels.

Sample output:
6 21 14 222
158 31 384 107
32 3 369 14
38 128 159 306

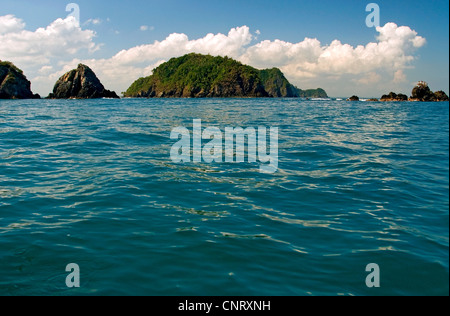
0 61 40 99
409 81 448 102
410 81 434 101
48 64 119 99
380 92 408 102
347 95 359 101
433 90 449 102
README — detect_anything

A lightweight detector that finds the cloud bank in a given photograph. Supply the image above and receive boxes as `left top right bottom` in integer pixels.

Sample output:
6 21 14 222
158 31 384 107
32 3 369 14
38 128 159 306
0 14 427 97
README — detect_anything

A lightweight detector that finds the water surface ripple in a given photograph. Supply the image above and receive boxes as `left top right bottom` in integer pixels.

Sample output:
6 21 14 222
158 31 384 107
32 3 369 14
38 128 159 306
0 99 448 295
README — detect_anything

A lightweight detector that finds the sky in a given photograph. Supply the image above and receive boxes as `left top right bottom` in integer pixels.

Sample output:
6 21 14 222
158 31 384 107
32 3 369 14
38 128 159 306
0 0 448 98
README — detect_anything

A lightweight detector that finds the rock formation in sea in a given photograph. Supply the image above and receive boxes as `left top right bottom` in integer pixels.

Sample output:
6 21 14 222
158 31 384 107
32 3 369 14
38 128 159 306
409 81 449 102
123 53 328 98
347 95 359 101
0 61 40 99
433 90 449 102
48 64 120 99
380 92 408 102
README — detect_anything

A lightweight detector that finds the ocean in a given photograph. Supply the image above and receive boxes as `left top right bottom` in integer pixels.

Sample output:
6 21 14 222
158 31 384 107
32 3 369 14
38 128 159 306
0 98 448 296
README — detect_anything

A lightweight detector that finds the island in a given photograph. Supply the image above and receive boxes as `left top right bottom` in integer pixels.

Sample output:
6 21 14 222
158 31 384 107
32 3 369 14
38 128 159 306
123 53 328 98
0 61 40 99
409 81 449 102
47 64 120 99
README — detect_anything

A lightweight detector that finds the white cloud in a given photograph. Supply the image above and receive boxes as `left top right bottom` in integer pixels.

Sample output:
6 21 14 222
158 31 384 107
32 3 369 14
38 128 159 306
110 26 252 67
241 23 425 79
0 15 25 35
0 15 99 67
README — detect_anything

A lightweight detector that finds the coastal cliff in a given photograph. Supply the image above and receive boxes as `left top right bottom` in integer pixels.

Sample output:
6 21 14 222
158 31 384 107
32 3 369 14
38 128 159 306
0 61 40 99
48 64 120 99
124 54 327 98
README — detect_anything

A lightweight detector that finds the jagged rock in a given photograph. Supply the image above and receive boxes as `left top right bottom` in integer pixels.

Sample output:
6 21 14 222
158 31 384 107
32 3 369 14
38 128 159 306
367 98 379 102
380 92 408 101
433 90 449 102
347 95 359 101
48 64 119 99
409 81 435 101
0 61 40 99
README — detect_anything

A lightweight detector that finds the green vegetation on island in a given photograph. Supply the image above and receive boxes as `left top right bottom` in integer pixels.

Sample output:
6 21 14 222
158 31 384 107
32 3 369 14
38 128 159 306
124 53 328 98
0 60 40 99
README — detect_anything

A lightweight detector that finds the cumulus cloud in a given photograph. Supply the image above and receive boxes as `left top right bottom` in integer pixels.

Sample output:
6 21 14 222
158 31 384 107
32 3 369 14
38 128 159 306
0 15 26 35
112 26 252 66
0 15 99 67
241 23 426 80
0 14 426 97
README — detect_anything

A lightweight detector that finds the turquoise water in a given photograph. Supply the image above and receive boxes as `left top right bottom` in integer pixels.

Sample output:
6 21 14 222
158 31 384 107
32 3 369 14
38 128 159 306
0 98 448 296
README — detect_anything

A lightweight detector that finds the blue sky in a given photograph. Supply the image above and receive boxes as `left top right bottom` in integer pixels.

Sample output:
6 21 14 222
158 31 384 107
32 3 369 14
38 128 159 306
1 0 448 97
